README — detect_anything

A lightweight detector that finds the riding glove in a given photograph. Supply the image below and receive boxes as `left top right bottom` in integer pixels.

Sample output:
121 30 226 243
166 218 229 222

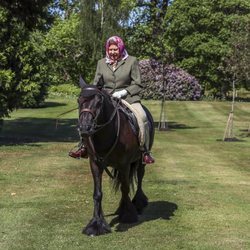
112 89 128 99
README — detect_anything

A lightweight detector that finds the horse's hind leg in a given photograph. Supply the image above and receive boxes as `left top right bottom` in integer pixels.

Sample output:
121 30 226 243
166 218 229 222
117 169 138 223
83 161 111 236
132 162 148 214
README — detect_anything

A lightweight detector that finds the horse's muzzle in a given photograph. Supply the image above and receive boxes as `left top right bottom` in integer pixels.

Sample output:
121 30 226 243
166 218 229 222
79 123 96 136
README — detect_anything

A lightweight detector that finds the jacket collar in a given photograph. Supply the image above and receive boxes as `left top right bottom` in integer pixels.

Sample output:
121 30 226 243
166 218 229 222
107 58 126 72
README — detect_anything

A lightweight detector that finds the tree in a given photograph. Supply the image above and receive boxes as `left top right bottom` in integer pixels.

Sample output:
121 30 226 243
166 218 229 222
52 0 80 19
78 0 130 80
166 0 250 97
44 14 84 86
0 0 53 119
126 0 171 62
222 17 250 91
0 0 53 30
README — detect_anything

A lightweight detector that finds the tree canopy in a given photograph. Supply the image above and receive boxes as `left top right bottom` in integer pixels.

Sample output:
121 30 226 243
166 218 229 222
0 0 53 119
166 0 250 97
126 0 170 61
1 0 250 120
78 0 131 80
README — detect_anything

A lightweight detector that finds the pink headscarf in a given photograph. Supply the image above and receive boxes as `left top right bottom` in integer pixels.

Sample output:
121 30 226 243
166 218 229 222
105 36 129 64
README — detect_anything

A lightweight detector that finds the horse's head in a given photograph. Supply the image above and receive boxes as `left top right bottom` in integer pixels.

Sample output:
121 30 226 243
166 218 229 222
77 76 111 136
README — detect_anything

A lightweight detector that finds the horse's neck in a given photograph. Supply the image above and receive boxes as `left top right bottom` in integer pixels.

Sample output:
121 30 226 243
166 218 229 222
92 101 118 149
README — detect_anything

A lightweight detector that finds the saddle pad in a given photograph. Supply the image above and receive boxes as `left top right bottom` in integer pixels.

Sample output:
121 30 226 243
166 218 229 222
118 100 139 137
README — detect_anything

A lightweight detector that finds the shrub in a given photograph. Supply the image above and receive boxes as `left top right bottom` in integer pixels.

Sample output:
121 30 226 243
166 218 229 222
49 84 80 97
14 32 50 108
139 59 202 100
19 80 49 108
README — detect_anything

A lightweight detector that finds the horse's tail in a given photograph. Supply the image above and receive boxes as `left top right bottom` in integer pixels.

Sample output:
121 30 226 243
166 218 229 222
112 162 138 193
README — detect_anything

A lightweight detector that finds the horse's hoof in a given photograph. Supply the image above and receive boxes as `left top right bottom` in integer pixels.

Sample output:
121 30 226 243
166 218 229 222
82 218 111 236
118 205 138 223
132 190 148 214
116 198 139 224
119 213 138 224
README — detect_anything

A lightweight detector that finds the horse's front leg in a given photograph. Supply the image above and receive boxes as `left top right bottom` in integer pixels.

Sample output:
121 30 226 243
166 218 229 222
82 160 111 236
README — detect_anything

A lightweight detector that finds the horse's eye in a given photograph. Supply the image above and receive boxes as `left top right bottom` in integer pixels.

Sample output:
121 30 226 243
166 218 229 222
78 97 90 106
78 97 85 103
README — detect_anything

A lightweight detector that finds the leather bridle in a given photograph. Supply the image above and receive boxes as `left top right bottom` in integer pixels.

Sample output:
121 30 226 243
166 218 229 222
78 89 120 134
78 88 121 177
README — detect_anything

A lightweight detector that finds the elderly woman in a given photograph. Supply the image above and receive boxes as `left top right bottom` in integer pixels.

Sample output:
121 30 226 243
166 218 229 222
69 36 154 164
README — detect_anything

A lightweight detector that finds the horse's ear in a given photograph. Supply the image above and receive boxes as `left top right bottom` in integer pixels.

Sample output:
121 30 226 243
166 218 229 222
79 75 88 88
96 75 104 90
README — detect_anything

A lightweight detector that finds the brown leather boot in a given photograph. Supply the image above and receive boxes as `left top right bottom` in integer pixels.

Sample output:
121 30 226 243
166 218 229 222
142 152 155 164
69 147 88 159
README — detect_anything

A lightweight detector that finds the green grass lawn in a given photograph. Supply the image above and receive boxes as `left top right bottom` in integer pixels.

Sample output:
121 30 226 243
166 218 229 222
0 97 249 250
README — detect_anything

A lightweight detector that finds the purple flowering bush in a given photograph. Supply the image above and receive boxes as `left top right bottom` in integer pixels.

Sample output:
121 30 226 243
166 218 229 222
139 59 202 100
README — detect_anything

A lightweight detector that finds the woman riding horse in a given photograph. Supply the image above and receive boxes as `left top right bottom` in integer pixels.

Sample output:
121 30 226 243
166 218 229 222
69 36 154 164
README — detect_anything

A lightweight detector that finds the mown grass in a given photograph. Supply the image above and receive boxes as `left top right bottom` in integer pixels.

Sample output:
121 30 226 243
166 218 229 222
0 97 249 250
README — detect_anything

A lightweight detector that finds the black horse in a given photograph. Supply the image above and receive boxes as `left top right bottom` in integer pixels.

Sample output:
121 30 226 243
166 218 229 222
78 78 154 236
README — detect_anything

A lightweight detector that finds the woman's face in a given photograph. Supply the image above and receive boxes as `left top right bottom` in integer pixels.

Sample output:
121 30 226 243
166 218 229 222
108 44 120 61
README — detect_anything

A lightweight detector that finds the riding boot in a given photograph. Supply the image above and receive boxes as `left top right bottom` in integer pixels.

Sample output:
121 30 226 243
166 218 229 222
69 146 88 159
142 152 155 164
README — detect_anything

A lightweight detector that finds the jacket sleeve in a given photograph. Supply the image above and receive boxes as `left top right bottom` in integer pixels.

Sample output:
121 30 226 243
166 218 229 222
126 58 143 96
93 60 104 87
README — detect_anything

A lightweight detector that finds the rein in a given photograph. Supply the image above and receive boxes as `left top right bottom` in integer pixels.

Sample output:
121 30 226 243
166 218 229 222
91 106 121 161
55 107 78 129
80 95 121 178
88 109 120 179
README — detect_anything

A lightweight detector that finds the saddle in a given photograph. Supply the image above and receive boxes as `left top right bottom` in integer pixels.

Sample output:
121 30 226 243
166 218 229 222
117 101 139 137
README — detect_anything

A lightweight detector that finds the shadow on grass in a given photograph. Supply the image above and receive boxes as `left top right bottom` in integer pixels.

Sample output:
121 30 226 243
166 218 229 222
108 200 178 232
0 117 79 146
239 129 250 138
0 117 196 146
216 138 246 142
40 101 68 108
226 96 250 102
154 121 197 130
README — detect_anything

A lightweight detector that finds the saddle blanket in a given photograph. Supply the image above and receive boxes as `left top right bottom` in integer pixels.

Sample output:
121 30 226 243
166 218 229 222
119 99 146 147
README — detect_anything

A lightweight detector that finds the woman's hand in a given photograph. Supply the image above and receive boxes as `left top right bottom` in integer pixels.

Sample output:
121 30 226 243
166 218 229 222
112 89 128 99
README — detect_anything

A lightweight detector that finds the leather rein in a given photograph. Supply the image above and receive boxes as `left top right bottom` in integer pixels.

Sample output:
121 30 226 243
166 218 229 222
79 91 121 178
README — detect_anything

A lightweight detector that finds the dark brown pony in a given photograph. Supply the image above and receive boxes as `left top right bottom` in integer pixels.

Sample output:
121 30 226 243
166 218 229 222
78 78 154 236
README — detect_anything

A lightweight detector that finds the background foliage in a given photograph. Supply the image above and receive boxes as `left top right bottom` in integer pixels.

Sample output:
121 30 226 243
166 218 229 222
0 0 249 119
44 14 83 86
0 0 53 119
166 0 250 98
139 59 201 100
